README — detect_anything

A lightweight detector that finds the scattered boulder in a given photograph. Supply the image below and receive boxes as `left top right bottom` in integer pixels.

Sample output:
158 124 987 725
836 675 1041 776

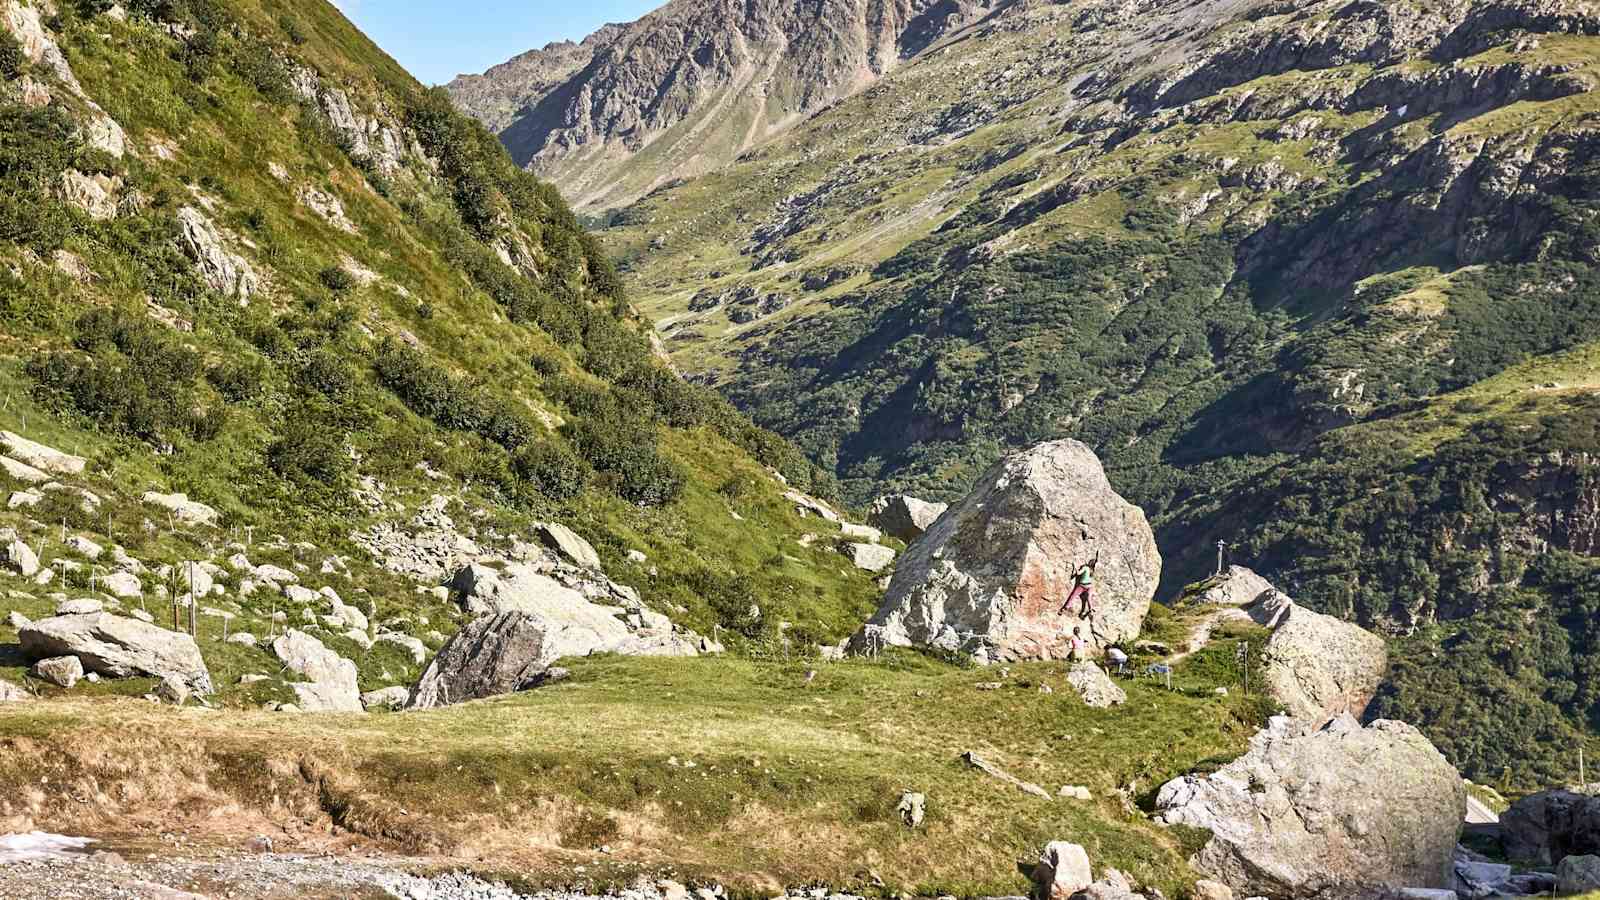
784 489 841 522
153 674 190 706
450 561 588 617
19 612 213 694
1191 881 1233 900
534 522 601 569
226 632 257 648
1029 841 1093 900
842 541 896 572
31 654 82 688
962 749 1051 800
1058 784 1092 800
1245 588 1388 724
1194 566 1275 606
0 457 50 484
1500 789 1600 866
868 494 949 542
360 686 410 710
896 790 926 828
100 571 142 600
376 631 426 664
141 491 219 527
2 535 39 578
1066 661 1126 708
1455 858 1513 897
252 564 298 585
1558 855 1600 895
6 610 31 629
852 440 1159 661
1 431 86 475
8 489 43 508
56 598 103 616
1155 716 1464 898
409 612 579 709
840 522 883 542
271 629 360 712
64 535 103 559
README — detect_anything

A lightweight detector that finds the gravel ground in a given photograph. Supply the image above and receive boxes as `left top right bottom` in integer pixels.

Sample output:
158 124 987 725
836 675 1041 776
0 851 670 900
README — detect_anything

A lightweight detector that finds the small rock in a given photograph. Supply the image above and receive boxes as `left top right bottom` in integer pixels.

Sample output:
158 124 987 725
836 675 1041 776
32 655 84 688
1030 841 1093 900
64 535 104 559
1192 880 1233 900
244 835 273 854
1058 785 1092 801
227 632 258 647
360 685 410 710
154 674 189 705
140 491 219 526
897 790 926 828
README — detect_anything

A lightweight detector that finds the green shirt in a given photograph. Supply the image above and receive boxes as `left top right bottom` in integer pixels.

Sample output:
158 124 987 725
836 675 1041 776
1074 565 1094 587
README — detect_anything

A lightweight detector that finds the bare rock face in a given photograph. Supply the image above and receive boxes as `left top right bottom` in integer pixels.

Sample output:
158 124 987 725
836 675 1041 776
869 494 949 542
852 440 1159 662
450 0 999 210
20 612 213 694
175 207 260 300
1245 588 1389 725
1 431 86 476
1155 716 1465 898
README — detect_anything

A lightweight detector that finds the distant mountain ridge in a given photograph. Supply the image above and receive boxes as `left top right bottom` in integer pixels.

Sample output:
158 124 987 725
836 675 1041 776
447 0 1000 210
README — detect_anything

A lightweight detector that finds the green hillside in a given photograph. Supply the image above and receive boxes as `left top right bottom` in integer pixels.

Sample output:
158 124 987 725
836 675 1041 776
566 0 1600 785
0 0 882 708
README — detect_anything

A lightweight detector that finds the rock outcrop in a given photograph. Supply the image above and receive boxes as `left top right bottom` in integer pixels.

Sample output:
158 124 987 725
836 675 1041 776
19 612 213 694
1500 789 1600 866
1155 716 1465 898
272 629 361 713
1195 566 1275 606
852 440 1159 662
1244 587 1389 724
175 206 260 300
869 494 949 542
1 431 85 476
140 491 220 527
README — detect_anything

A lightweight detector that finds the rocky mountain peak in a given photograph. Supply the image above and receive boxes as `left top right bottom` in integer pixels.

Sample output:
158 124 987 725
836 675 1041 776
448 0 1001 210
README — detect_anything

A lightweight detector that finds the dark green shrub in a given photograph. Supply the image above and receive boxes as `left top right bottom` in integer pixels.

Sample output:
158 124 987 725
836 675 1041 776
268 412 353 489
564 418 685 506
235 39 292 102
278 15 306 45
298 348 354 399
511 441 590 501
0 31 24 80
206 357 266 402
318 265 355 293
529 350 563 377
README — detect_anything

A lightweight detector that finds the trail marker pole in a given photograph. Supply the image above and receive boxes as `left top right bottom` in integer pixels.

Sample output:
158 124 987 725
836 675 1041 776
1583 747 1587 789
1215 540 1226 576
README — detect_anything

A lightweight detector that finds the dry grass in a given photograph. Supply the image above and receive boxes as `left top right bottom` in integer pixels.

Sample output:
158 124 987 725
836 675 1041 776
0 649 1271 897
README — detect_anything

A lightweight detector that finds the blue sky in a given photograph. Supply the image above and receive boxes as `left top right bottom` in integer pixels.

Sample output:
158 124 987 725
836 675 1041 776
336 0 661 86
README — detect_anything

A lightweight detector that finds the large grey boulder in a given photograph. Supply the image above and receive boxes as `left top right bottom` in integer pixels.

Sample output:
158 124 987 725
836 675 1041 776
1500 789 1600 866
409 612 584 708
1244 588 1388 724
272 629 361 712
450 561 591 617
19 612 213 694
868 494 949 542
1155 716 1464 898
175 206 259 299
1029 841 1093 900
852 440 1159 661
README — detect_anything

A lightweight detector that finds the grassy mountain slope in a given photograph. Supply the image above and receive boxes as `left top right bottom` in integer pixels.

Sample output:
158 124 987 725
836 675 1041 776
0 0 883 705
519 0 1600 784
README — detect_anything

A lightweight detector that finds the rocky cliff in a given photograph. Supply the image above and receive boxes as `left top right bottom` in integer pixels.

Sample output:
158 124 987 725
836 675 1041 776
447 0 999 210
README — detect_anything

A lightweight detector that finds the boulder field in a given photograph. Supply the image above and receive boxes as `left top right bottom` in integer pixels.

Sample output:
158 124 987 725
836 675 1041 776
852 439 1160 662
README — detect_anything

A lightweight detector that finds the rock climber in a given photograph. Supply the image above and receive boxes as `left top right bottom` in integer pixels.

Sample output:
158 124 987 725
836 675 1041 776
1061 557 1097 619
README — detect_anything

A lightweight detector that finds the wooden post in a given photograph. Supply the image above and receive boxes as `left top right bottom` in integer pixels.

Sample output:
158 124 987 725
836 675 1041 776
1215 539 1226 576
1582 747 1587 789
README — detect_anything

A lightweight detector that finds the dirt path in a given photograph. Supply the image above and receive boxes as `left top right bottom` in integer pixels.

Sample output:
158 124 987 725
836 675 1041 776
1161 607 1250 666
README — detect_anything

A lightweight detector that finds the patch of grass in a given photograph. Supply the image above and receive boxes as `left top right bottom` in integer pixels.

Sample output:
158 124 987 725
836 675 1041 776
0 651 1268 896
